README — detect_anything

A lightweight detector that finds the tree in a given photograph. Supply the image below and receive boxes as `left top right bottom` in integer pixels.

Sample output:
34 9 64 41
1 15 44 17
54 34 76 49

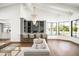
63 25 69 32
58 25 63 31
73 24 77 32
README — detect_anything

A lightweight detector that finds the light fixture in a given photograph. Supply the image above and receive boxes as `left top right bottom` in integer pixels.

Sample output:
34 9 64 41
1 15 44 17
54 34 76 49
31 6 37 25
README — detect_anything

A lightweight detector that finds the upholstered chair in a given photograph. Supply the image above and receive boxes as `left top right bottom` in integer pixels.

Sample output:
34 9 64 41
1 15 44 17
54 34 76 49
42 33 47 39
29 34 34 39
36 33 40 38
22 33 28 39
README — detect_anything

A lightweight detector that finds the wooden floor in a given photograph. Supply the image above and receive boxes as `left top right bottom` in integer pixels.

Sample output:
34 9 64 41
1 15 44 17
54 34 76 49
47 39 79 56
1 39 79 56
18 42 33 47
0 39 11 49
17 39 79 56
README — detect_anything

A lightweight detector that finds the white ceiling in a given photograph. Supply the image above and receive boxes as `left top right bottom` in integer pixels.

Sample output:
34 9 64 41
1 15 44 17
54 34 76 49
0 3 17 8
0 3 79 15
25 3 79 16
0 3 79 21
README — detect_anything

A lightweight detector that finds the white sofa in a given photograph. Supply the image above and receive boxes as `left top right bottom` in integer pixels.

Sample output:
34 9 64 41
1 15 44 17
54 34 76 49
24 39 50 56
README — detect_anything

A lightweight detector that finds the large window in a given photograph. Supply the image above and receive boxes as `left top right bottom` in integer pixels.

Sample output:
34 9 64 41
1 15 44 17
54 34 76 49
47 22 57 35
77 20 79 38
72 20 79 38
47 19 79 39
58 22 70 36
47 23 51 35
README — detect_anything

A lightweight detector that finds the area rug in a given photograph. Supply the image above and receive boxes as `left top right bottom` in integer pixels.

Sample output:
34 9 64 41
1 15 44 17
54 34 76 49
0 47 30 56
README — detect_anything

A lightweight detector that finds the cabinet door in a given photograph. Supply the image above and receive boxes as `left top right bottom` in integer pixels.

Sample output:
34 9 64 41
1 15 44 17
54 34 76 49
24 20 27 33
32 21 39 33
28 21 31 33
40 21 44 33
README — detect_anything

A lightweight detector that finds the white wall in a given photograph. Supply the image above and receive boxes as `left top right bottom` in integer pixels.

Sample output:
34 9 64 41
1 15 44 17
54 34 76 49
0 4 20 42
20 4 31 20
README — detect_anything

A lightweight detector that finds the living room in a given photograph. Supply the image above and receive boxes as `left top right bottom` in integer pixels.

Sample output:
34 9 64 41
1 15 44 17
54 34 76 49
0 3 79 56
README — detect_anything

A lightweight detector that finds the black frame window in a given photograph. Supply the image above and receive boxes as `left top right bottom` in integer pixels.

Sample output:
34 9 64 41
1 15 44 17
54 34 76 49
71 19 79 38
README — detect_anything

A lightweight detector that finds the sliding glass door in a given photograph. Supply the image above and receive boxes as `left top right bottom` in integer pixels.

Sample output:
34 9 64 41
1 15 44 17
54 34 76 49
72 19 79 38
47 22 57 35
76 20 79 38
47 19 79 38
58 22 70 36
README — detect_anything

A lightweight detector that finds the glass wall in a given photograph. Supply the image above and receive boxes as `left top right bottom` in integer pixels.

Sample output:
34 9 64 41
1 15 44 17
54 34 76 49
47 23 51 35
58 22 70 36
72 20 77 37
77 20 79 38
72 19 79 38
47 19 79 38
47 22 57 35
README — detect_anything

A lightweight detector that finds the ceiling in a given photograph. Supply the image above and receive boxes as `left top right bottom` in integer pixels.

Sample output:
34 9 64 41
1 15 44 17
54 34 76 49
0 3 79 19
0 3 13 8
25 3 79 16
